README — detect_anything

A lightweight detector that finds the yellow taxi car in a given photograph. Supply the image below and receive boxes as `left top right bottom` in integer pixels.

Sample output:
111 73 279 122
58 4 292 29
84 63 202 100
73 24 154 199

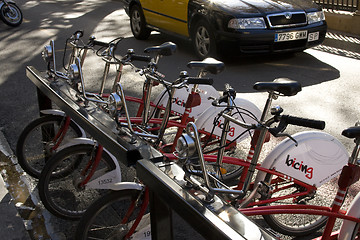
122 0 327 59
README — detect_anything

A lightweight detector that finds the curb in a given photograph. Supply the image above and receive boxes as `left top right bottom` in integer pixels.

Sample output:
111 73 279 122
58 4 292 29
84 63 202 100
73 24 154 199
0 131 32 240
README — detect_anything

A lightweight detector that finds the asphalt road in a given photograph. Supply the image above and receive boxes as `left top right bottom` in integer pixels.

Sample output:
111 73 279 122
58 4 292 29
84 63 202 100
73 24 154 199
0 0 360 239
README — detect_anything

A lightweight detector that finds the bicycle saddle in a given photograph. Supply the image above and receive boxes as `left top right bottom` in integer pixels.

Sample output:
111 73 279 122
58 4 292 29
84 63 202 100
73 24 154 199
144 42 177 56
342 126 360 139
187 58 225 75
253 78 301 96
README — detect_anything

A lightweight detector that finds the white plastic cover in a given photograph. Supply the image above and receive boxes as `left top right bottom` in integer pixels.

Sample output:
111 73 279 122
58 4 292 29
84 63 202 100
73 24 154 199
195 97 262 143
257 131 348 187
152 84 220 119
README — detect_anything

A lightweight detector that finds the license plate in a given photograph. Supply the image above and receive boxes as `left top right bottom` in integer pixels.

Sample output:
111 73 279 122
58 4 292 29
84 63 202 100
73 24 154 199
308 32 319 42
275 30 308 42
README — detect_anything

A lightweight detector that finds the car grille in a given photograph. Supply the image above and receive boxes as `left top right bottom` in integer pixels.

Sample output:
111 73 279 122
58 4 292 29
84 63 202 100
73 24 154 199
267 12 307 29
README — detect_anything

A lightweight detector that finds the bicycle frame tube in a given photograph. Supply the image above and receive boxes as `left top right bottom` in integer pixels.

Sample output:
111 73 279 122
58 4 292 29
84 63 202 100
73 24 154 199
240 92 276 194
68 41 88 69
142 74 155 126
215 96 234 178
192 152 319 206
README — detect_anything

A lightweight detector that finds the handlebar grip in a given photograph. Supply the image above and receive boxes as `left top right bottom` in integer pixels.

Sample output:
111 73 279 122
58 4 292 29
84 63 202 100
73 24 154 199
187 77 213 85
92 40 109 48
282 115 325 130
130 54 152 62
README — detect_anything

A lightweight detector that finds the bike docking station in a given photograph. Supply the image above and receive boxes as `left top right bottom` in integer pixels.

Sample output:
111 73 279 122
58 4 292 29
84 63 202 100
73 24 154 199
26 65 278 240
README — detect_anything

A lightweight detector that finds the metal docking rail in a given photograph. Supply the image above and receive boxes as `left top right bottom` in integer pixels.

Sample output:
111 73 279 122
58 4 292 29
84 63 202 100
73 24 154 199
26 66 277 240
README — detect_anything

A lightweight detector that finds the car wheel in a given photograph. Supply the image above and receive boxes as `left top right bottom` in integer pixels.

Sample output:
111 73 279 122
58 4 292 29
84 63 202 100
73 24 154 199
192 20 217 59
130 5 151 40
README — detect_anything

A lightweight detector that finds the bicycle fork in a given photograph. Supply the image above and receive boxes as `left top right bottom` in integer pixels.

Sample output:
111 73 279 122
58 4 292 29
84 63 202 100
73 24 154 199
124 187 150 239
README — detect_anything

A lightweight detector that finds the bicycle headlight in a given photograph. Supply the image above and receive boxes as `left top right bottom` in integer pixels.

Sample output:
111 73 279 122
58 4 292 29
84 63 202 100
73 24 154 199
42 45 53 62
175 133 196 159
307 11 325 24
108 92 123 117
69 63 80 80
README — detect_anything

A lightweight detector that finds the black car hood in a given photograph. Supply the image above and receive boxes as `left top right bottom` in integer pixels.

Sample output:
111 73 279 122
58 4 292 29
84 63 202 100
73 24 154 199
213 0 321 16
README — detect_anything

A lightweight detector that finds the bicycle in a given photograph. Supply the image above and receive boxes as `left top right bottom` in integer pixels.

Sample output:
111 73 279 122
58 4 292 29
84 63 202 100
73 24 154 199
16 32 161 178
73 78 348 239
16 30 93 178
175 79 351 237
239 123 360 240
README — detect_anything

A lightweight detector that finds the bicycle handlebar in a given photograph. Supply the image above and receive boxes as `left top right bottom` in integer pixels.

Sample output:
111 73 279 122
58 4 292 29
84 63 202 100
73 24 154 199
280 115 325 130
129 54 153 63
221 111 325 139
187 77 213 85
91 39 110 48
269 114 325 137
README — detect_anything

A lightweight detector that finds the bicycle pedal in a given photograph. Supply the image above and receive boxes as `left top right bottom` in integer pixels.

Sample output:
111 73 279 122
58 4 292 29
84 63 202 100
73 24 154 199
257 181 272 198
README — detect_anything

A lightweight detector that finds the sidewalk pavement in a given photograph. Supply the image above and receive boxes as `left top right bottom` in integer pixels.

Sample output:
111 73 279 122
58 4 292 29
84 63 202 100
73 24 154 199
0 131 31 240
0 29 358 240
315 29 360 59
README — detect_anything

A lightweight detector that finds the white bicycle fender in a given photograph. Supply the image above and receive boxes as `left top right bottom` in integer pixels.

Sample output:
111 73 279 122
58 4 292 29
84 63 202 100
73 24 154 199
255 131 348 187
195 97 261 143
57 138 123 189
338 192 360 240
152 84 220 119
40 109 86 137
56 137 96 152
40 109 66 116
59 138 119 171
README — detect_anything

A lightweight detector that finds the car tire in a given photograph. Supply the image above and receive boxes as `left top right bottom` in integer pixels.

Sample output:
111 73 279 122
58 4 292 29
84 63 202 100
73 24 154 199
130 5 151 40
191 19 217 59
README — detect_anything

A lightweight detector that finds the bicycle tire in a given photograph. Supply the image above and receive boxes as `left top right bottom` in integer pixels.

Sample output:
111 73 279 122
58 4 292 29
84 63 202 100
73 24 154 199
261 175 339 236
0 3 23 27
16 115 83 178
38 144 116 220
75 189 148 240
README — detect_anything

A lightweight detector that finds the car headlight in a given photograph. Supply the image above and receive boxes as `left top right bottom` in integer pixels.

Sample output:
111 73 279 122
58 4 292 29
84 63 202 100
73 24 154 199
175 133 196 159
228 17 266 29
307 11 325 24
42 45 53 62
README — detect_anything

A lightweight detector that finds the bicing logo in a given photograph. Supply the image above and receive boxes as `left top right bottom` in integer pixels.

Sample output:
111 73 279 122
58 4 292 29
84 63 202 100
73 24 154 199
285 155 314 179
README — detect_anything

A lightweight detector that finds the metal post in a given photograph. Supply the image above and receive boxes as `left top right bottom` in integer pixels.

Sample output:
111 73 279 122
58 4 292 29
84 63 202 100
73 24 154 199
36 87 52 115
149 191 173 240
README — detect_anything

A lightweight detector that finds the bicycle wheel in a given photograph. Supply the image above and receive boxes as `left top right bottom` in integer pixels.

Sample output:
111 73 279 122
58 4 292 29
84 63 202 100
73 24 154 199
0 2 23 27
261 175 338 236
75 189 148 240
38 144 116 220
16 115 83 178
